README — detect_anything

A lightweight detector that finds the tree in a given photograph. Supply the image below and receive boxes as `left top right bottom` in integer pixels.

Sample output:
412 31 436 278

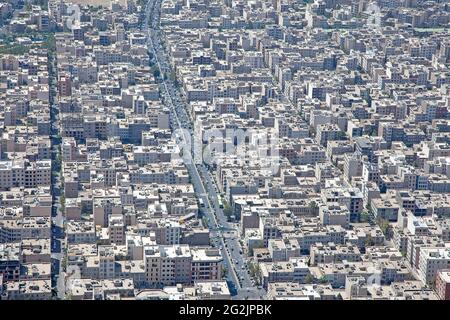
377 217 389 233
202 216 209 228
223 201 232 217
115 253 128 261
360 210 372 223
365 234 374 247
304 274 315 284
248 240 265 256
377 217 392 239
61 255 68 272
309 201 319 214
0 44 29 55
60 195 66 213
319 275 328 284
42 33 56 51
136 0 147 7
248 261 262 285
169 71 176 82
221 266 228 278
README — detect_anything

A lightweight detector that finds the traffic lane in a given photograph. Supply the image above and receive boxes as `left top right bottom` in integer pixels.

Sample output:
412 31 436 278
147 10 246 292
186 165 240 284
224 242 252 285
51 238 62 253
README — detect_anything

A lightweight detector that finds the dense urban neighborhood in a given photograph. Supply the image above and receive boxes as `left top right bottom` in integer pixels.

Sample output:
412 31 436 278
1 0 450 301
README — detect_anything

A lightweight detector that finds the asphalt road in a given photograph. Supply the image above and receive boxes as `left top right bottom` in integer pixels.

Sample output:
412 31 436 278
49 53 66 299
143 0 265 299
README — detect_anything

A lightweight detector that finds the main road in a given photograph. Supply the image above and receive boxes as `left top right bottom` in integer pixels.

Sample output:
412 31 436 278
143 0 265 299
49 41 66 300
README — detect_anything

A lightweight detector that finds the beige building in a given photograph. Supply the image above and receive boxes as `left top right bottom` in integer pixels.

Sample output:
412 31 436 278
2 280 52 300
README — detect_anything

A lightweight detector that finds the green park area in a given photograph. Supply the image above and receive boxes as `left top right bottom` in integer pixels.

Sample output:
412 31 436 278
0 32 55 55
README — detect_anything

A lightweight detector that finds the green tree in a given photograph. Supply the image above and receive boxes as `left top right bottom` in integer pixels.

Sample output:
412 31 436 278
248 262 262 285
169 70 176 81
0 44 29 55
221 266 228 278
61 255 68 271
60 195 66 212
202 216 209 228
365 234 374 247
223 201 232 217
377 217 392 239
360 210 372 223
42 33 56 51
248 240 264 256
319 275 328 284
304 274 315 284
309 201 319 214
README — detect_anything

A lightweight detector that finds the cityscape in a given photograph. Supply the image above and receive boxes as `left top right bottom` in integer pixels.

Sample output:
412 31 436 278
0 0 450 302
